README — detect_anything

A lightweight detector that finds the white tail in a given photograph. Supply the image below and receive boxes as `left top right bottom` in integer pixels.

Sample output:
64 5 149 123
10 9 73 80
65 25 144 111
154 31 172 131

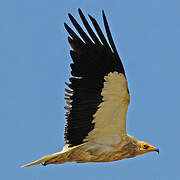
21 151 67 168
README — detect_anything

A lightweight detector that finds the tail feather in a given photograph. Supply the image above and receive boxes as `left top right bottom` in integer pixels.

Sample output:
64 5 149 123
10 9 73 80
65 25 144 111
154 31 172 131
21 152 66 168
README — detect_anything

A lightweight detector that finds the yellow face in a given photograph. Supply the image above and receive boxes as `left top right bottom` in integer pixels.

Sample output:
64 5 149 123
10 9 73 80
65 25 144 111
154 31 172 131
137 142 159 156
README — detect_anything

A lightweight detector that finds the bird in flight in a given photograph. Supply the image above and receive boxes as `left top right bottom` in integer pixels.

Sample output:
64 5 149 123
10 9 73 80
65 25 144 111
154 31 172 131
22 9 159 167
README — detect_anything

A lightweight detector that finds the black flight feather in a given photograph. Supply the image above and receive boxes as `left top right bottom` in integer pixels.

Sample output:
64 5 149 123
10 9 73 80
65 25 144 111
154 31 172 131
64 9 126 147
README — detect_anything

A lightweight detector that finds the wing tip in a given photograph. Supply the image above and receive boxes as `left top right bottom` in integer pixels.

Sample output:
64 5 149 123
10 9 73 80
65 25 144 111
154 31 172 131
102 10 105 16
78 8 82 13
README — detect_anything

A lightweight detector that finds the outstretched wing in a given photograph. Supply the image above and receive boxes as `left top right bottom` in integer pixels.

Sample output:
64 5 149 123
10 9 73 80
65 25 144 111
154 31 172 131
64 9 130 147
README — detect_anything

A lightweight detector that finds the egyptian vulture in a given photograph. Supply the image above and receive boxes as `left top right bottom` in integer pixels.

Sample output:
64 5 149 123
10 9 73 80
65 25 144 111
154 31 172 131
22 9 159 167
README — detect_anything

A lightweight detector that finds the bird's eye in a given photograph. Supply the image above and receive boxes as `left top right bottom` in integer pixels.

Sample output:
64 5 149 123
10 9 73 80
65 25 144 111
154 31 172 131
143 144 149 149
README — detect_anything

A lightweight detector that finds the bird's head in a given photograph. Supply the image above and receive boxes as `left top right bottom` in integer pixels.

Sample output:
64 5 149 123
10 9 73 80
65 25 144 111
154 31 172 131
136 141 159 156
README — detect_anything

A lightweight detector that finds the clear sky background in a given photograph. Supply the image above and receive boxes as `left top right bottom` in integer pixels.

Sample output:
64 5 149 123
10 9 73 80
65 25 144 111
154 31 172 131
1 0 180 179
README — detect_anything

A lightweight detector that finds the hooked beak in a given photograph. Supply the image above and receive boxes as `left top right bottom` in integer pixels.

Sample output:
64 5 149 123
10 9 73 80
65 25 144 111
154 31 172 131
154 148 159 154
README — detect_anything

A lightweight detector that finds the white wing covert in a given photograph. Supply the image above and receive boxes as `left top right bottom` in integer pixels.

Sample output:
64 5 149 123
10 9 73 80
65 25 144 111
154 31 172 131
87 72 130 145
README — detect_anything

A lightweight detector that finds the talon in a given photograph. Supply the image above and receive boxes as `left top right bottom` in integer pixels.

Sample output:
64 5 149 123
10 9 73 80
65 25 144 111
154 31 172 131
42 162 47 166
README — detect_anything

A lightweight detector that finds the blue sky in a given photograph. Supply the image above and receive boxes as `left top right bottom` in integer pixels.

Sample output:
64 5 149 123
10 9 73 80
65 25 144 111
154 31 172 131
1 0 180 179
